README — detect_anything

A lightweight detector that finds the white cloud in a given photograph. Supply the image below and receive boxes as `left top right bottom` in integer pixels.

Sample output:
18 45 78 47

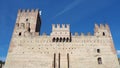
53 0 83 19
117 50 120 57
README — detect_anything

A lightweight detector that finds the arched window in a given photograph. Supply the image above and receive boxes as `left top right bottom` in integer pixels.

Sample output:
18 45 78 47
66 38 69 42
63 38 65 42
52 37 55 42
98 57 102 64
56 37 59 42
60 37 62 42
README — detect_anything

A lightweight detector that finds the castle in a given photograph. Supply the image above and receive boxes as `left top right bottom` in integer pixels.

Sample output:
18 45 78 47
4 9 120 68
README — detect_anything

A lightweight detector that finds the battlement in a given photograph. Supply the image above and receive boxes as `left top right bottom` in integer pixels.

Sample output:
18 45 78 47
95 24 109 30
73 32 92 36
4 8 120 68
94 24 111 37
52 24 70 29
14 9 41 37
18 9 39 13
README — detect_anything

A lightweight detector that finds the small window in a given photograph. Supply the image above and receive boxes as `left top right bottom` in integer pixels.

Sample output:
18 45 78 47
103 32 105 36
26 18 28 21
19 32 21 36
98 57 102 64
97 49 100 53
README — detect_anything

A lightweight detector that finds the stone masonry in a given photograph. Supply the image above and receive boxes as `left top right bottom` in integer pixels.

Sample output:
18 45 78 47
4 9 120 68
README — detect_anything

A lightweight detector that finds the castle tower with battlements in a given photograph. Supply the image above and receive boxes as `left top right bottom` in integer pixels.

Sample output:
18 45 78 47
4 9 120 68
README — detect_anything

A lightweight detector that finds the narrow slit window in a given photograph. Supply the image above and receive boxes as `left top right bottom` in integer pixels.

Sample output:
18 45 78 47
67 53 69 68
58 53 60 68
54 53 56 68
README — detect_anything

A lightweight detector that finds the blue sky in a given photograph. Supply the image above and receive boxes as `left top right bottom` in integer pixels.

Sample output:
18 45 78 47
0 0 120 61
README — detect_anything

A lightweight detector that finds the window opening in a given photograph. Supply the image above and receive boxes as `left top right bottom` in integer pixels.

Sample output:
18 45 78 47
97 49 100 53
103 32 105 36
19 32 21 36
98 57 102 64
26 18 28 21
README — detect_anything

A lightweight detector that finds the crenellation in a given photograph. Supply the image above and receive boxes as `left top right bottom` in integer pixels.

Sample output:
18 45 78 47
105 24 110 32
18 9 39 14
74 32 79 36
35 9 39 12
87 32 91 36
26 9 30 12
66 24 70 29
62 24 65 28
52 24 55 29
57 24 60 28
31 9 35 12
52 24 70 30
22 9 26 12
80 32 84 36
100 24 105 29
4 9 120 68
94 24 99 32
18 9 21 12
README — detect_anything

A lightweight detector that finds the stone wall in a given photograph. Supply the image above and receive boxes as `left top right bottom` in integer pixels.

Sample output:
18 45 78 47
4 9 120 68
4 35 120 68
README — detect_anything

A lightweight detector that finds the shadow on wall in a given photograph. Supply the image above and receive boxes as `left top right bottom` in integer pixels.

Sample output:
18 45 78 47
118 58 120 65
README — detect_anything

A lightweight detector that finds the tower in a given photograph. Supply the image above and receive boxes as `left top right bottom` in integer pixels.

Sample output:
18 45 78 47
14 9 41 37
50 24 71 42
94 24 118 62
4 9 120 68
94 24 111 37
4 9 41 68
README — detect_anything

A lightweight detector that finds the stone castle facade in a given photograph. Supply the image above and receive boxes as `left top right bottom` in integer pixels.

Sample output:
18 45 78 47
4 9 120 68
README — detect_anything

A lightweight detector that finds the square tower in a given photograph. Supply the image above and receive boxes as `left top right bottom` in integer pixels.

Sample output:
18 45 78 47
14 9 41 37
50 24 71 42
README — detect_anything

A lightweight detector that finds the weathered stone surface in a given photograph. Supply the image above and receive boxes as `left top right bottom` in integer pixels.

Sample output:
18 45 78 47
4 9 120 68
